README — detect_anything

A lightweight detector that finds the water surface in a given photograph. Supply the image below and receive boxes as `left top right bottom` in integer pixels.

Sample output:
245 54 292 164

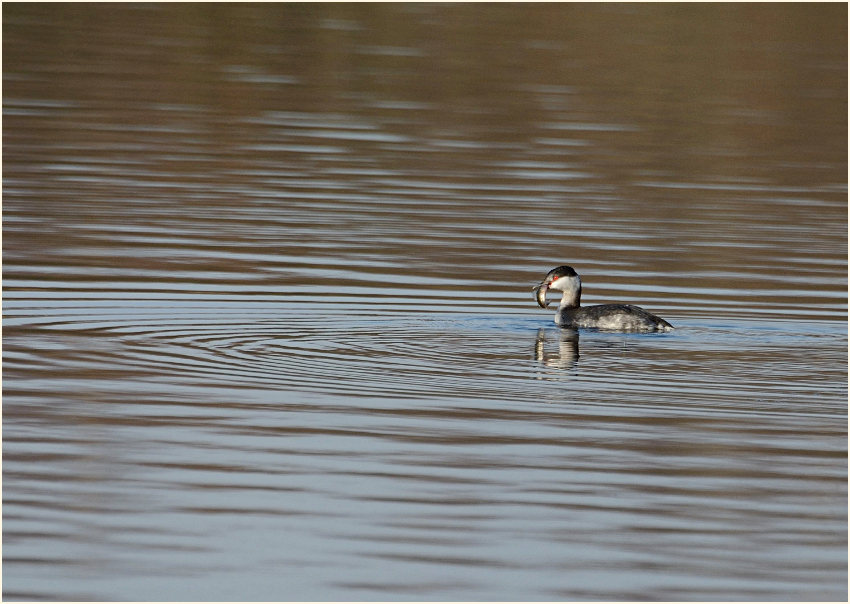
3 3 847 601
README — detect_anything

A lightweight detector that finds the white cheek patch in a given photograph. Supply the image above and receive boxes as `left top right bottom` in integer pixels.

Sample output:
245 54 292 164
551 275 581 297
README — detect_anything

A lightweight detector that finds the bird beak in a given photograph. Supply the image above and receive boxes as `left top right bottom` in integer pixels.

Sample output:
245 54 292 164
533 281 550 308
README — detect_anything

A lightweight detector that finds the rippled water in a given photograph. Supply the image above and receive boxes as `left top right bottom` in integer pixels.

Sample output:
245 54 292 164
3 4 847 601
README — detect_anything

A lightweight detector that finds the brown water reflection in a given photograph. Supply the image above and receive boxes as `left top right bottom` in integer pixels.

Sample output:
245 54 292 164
3 3 847 601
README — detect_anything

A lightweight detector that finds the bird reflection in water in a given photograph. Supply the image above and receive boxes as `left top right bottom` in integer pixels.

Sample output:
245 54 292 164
533 327 580 370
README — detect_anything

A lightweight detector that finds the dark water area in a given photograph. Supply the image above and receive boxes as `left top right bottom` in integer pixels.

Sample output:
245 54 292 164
3 3 847 601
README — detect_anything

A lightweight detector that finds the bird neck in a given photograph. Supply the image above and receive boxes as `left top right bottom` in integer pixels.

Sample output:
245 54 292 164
559 281 582 309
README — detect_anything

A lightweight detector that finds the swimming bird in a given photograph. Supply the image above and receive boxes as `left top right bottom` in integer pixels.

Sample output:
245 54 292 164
534 265 673 331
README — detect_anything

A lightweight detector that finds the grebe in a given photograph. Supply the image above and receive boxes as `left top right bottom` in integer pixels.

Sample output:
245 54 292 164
534 265 673 332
